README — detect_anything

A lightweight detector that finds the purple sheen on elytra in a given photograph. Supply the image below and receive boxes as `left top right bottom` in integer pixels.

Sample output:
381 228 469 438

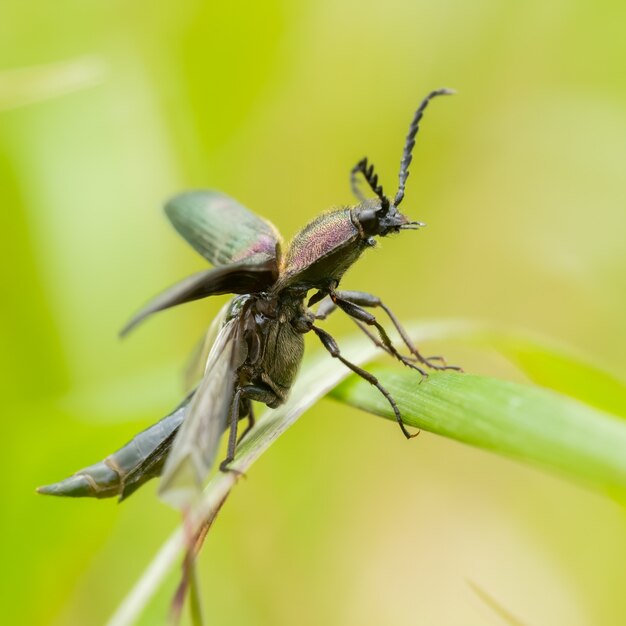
282 208 359 277
231 234 280 264
165 190 282 268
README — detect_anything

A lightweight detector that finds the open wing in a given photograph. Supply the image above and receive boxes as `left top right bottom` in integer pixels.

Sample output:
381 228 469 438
165 190 282 269
121 191 281 336
120 262 275 336
158 312 242 508
183 300 231 393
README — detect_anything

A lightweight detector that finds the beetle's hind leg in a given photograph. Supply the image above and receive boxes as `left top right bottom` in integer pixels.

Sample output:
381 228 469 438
237 399 255 444
332 290 462 372
312 325 418 439
219 388 244 475
220 384 279 473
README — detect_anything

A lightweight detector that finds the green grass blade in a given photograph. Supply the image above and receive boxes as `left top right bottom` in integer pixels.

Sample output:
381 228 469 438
407 320 626 416
105 320 626 626
331 368 626 498
485 334 626 418
466 580 527 626
188 563 204 626
105 329 410 626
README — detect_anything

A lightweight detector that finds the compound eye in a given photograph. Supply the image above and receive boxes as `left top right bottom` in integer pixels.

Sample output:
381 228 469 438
357 207 379 235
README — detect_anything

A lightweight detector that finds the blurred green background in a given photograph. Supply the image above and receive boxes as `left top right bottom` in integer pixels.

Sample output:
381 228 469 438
2 1 625 624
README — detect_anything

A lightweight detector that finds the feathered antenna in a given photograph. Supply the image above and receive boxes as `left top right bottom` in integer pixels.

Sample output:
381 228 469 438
394 88 455 207
350 157 389 211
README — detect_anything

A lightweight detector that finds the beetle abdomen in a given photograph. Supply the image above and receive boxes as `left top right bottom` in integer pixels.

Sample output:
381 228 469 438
262 319 305 394
37 400 187 499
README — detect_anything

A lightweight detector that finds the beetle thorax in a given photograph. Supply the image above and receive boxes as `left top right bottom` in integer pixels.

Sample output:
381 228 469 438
276 208 370 291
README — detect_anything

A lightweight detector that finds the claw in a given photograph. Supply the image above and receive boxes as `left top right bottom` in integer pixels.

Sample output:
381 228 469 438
398 355 429 377
425 354 447 364
425 361 463 372
411 352 462 373
219 461 247 479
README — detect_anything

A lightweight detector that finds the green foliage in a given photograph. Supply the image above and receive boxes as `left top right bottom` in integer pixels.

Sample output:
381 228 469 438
332 370 626 499
107 322 626 625
423 321 626 417
3 1 626 624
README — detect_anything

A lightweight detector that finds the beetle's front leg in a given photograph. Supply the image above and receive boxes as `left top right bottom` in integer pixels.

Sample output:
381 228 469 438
329 291 429 376
332 289 462 372
314 296 402 366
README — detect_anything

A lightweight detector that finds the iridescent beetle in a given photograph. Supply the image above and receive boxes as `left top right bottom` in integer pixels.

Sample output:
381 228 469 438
39 89 459 506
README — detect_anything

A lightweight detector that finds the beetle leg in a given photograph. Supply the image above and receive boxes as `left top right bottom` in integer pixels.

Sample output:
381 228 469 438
330 292 430 376
311 325 418 439
334 290 462 372
315 297 399 360
237 400 255 444
351 318 396 354
307 289 327 308
219 388 244 474
219 384 280 472
315 296 338 320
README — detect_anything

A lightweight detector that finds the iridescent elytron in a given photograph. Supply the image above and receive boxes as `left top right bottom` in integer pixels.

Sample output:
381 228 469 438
39 89 459 507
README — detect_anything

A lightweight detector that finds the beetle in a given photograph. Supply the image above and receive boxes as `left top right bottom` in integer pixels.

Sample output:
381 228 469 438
38 88 458 506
